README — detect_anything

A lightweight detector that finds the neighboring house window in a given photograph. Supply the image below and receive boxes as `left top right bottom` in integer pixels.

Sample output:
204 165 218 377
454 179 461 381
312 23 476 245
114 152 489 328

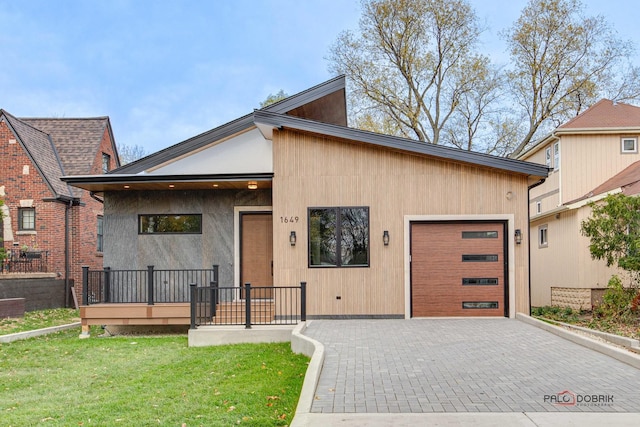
545 147 551 167
97 215 104 252
621 137 637 154
536 201 541 214
102 153 111 173
308 207 369 267
18 208 35 231
139 214 202 234
539 224 548 248
553 142 560 170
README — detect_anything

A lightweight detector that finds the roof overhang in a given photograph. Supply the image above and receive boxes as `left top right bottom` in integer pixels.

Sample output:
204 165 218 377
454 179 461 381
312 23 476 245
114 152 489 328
254 111 549 180
61 173 273 193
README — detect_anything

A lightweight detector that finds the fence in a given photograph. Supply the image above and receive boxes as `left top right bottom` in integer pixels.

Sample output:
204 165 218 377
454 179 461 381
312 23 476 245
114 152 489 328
2 251 49 273
82 265 218 305
190 282 306 329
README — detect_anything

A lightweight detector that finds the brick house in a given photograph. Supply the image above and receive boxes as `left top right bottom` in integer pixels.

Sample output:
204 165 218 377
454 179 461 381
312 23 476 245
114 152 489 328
0 109 119 303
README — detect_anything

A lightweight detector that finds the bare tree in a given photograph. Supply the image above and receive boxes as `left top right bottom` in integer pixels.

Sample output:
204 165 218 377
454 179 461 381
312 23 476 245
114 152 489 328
117 143 148 165
328 0 497 150
504 0 640 156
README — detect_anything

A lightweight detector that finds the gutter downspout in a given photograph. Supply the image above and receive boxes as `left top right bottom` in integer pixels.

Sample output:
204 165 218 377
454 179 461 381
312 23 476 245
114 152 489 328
65 199 72 308
527 178 547 315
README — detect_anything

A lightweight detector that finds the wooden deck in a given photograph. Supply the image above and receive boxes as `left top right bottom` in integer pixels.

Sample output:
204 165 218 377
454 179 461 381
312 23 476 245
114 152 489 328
80 301 278 333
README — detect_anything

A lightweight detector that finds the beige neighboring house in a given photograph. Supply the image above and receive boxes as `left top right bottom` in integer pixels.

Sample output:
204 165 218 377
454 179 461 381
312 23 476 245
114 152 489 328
518 99 640 308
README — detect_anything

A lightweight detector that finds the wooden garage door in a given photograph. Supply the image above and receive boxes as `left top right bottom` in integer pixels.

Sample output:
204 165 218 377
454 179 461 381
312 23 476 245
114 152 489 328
411 222 506 317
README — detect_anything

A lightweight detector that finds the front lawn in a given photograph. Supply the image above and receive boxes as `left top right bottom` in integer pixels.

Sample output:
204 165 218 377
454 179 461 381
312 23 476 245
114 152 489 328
0 329 309 426
0 308 80 335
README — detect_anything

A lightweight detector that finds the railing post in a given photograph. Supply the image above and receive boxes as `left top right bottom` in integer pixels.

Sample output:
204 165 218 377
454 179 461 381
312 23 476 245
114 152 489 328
300 281 307 322
103 267 111 303
82 266 89 306
211 265 219 317
147 265 155 306
190 283 197 329
245 283 252 329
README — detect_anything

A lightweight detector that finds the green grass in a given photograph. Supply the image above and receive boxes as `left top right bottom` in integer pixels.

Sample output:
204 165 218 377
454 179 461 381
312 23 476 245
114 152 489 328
0 329 309 426
0 308 80 335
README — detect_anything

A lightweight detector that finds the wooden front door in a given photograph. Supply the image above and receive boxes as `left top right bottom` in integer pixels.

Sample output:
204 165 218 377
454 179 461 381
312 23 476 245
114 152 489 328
240 212 273 299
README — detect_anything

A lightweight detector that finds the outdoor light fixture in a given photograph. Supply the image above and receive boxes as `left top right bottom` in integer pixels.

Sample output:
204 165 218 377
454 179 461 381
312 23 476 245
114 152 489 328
383 230 390 246
290 231 297 246
515 229 522 244
247 181 258 190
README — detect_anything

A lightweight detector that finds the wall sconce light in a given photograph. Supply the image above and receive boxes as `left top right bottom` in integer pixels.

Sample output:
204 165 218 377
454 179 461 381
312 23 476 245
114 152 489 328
247 181 258 190
383 230 390 246
290 231 296 246
515 229 522 245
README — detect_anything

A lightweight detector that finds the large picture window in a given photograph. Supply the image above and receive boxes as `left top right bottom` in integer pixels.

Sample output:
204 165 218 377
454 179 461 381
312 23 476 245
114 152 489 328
308 207 369 267
139 214 202 234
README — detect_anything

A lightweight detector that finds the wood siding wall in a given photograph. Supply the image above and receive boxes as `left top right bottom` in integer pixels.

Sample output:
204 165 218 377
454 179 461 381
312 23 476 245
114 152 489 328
529 208 622 306
562 134 640 203
271 129 531 316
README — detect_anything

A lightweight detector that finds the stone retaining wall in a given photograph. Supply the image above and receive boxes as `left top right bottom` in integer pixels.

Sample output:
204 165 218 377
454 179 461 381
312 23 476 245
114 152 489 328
550 287 605 310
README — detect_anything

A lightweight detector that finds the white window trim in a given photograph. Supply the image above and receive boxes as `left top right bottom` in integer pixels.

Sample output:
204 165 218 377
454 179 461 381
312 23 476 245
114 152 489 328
621 137 638 154
553 142 560 171
539 224 548 248
536 201 541 214
545 147 551 167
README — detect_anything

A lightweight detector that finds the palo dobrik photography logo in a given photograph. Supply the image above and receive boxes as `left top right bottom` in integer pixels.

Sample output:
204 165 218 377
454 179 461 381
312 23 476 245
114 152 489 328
544 390 576 406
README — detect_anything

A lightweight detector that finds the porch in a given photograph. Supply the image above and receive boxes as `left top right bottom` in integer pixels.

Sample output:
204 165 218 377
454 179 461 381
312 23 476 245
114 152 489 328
79 265 306 336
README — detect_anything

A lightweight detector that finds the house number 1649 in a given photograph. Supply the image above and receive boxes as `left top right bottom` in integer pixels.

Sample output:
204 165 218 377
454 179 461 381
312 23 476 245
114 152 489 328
280 216 299 223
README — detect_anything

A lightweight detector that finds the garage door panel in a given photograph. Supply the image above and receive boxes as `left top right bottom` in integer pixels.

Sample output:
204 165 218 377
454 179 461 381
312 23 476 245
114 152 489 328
411 222 507 317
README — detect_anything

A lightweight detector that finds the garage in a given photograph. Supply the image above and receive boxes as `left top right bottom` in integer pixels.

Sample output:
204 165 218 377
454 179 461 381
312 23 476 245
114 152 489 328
410 221 508 317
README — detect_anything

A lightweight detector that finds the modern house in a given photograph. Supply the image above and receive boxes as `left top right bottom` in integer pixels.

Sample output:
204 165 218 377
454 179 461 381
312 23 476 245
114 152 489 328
62 76 548 332
0 110 120 302
518 99 640 308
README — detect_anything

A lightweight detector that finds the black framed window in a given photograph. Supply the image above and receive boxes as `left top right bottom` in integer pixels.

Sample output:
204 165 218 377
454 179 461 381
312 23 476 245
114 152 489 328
102 153 111 173
138 214 202 234
18 208 35 231
97 215 104 252
308 207 369 267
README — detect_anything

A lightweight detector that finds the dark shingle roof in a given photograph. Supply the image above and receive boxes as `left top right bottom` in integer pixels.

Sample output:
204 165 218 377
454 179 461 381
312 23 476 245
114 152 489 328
21 117 109 176
1 110 73 198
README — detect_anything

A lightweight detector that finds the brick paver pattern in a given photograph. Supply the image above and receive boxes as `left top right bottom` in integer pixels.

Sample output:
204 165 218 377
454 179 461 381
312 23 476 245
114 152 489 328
303 319 640 413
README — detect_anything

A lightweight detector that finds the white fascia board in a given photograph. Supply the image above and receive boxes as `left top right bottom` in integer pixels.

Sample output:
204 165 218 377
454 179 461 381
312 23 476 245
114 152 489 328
564 188 623 210
147 128 273 175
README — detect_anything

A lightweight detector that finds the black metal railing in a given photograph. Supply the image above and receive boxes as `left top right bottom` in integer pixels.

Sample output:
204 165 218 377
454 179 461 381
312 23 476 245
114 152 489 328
82 265 219 305
190 282 306 329
2 250 49 273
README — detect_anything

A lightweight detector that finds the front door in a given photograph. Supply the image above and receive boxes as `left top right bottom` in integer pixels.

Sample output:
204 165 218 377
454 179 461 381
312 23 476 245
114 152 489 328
240 212 273 299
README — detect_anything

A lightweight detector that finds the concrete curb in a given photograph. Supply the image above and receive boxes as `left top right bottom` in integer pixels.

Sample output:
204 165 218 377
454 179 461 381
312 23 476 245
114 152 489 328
0 322 81 343
541 318 640 351
290 321 325 427
516 313 640 369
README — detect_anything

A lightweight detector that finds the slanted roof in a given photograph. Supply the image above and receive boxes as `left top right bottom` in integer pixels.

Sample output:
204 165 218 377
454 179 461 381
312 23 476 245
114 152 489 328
559 99 640 130
21 117 114 175
253 110 549 178
1 110 74 199
115 75 347 174
62 76 548 192
518 99 640 160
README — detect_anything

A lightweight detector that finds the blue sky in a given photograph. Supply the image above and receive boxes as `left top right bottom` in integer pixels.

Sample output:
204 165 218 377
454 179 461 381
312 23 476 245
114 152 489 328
1 0 639 155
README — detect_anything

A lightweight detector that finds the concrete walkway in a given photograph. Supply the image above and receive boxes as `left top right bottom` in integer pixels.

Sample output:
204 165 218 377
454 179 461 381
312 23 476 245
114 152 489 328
291 317 640 426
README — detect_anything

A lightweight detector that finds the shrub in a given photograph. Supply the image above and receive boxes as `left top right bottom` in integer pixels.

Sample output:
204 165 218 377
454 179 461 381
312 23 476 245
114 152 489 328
595 275 640 321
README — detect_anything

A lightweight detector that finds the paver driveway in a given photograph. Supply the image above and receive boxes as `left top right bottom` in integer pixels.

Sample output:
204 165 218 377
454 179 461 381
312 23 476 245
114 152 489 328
303 318 640 413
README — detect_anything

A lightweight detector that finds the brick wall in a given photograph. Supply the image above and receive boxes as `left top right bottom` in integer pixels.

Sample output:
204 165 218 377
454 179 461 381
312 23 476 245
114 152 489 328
0 120 67 276
0 120 117 295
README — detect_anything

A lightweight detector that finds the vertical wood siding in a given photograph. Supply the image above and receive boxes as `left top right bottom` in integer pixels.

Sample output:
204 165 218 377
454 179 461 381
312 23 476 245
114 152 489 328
272 129 531 316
